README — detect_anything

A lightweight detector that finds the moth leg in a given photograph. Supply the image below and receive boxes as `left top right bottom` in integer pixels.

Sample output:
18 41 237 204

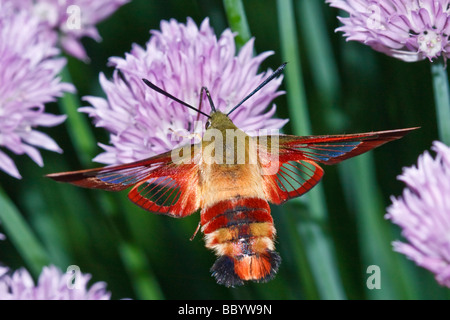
190 222 202 241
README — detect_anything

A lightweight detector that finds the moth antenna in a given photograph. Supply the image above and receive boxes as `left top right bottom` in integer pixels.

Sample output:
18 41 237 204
201 86 216 112
142 78 211 118
227 62 287 116
118 70 131 88
118 70 140 101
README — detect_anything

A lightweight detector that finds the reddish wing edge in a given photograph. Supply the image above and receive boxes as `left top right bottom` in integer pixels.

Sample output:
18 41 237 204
277 127 420 164
259 127 419 204
46 151 173 191
46 148 201 217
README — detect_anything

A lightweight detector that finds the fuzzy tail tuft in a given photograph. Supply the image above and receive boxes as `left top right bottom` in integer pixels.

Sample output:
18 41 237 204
210 250 281 287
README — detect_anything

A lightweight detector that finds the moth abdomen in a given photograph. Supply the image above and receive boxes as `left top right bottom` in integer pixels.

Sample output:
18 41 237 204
201 197 280 287
210 250 281 287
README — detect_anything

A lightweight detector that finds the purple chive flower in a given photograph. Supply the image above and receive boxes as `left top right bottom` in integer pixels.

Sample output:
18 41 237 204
386 141 450 287
0 265 112 300
327 0 450 62
0 3 75 179
82 17 288 165
11 0 129 61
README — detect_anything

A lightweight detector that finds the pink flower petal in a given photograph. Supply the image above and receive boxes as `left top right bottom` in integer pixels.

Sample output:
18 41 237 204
0 5 72 178
386 141 450 288
0 265 115 300
0 150 21 179
327 0 450 62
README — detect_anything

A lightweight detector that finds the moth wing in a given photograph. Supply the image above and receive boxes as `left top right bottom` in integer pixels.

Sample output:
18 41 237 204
47 144 202 217
256 127 418 204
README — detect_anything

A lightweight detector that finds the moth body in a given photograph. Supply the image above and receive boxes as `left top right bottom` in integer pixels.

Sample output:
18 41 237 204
46 70 418 286
198 111 280 286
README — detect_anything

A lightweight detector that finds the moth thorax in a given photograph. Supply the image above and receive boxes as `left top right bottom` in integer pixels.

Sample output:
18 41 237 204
202 129 258 165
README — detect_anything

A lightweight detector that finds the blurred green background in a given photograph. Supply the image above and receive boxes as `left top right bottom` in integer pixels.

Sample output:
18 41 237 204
1 0 448 299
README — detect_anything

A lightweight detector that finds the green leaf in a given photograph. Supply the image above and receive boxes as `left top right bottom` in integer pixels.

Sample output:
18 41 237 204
59 66 97 166
223 0 252 48
0 186 50 276
276 0 346 299
431 59 450 145
119 242 164 300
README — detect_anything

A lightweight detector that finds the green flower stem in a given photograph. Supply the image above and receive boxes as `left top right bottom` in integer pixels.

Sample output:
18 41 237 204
431 60 450 145
0 186 50 276
119 242 164 300
223 0 252 49
277 0 345 299
297 0 339 105
59 66 98 166
118 197 166 299
276 1 310 136
339 156 416 299
299 1 418 299
296 0 346 131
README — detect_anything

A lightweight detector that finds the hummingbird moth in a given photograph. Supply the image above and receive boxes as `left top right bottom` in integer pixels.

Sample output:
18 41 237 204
47 63 417 287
